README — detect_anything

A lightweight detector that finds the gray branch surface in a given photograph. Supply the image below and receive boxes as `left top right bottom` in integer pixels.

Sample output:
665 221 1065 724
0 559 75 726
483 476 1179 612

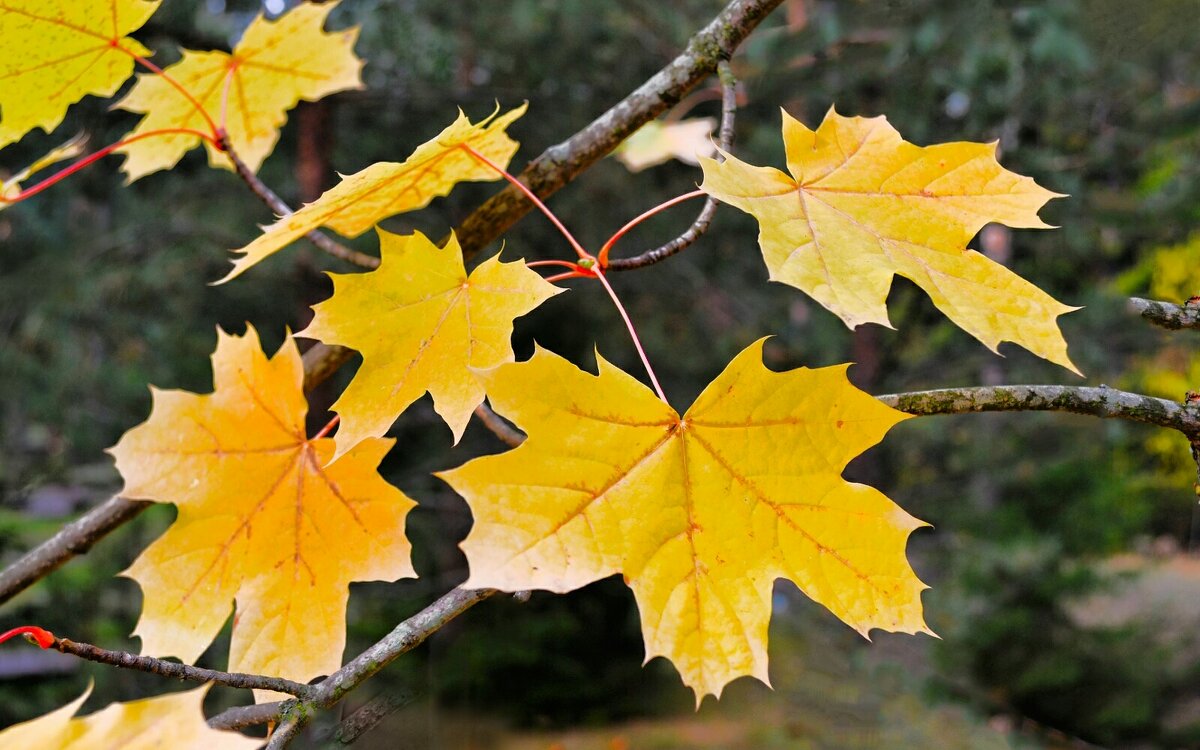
1129 297 1200 331
205 587 496 745
53 637 313 697
880 385 1200 439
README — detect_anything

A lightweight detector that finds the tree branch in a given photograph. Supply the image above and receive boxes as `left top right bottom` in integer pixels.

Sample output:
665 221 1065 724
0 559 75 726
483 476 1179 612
207 587 495 742
222 139 380 271
880 384 1200 438
0 496 149 607
450 0 784 260
606 60 736 271
0 0 784 608
51 636 314 698
1129 297 1200 331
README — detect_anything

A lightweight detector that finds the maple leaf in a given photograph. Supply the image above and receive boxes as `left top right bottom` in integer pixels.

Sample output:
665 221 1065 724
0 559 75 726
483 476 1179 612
615 117 717 172
115 1 362 181
438 340 930 702
0 0 158 149
218 103 527 283
0 684 258 749
109 326 416 695
699 108 1080 373
301 228 561 455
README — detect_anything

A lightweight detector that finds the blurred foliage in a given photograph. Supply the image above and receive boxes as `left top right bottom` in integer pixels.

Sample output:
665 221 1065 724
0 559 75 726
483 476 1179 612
2 0 1200 747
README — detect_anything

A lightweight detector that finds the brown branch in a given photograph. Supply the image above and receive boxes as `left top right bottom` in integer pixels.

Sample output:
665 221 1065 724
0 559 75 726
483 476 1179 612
0 496 149 607
222 139 379 271
208 587 496 744
473 403 525 447
880 384 1200 438
606 60 737 271
1129 297 1200 331
0 0 783 609
51 636 313 697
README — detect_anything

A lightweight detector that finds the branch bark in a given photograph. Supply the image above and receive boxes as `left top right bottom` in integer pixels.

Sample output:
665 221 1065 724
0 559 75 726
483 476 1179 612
52 637 313 698
207 587 495 743
1129 297 1200 331
880 384 1200 438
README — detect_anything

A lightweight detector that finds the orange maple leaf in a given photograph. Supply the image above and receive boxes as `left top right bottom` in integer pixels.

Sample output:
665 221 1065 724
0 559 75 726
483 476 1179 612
109 326 416 696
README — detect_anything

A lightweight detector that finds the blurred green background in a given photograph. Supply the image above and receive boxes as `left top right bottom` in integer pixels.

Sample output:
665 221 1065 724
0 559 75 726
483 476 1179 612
3 0 1200 747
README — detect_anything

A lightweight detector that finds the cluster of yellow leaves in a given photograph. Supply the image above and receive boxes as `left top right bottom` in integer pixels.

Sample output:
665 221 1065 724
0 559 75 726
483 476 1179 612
700 108 1079 373
0 0 1087 723
0 685 257 750
116 1 362 180
219 104 527 282
440 341 929 701
302 228 561 452
109 327 416 696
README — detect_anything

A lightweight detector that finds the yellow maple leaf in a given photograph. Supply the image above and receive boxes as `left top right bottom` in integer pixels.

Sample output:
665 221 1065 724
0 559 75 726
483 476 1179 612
0 684 258 749
699 108 1079 372
115 1 362 181
438 340 929 702
301 228 561 455
0 0 158 149
219 103 527 283
615 117 717 172
109 326 416 696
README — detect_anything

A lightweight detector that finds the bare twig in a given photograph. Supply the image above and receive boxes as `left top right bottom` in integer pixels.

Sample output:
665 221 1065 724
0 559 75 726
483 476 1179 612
209 587 496 742
606 60 737 271
880 384 1200 438
0 0 784 608
52 637 313 697
1129 297 1200 331
221 138 379 270
473 403 525 447
313 689 420 747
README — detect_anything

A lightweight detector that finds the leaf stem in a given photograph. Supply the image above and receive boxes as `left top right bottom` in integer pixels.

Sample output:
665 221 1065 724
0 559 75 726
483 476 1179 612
0 129 222 204
598 189 707 267
124 49 221 139
459 144 592 260
592 268 668 402
312 415 340 440
0 625 54 649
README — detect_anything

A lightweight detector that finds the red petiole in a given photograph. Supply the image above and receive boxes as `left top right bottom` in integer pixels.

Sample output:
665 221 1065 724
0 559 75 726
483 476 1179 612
312 415 341 440
1 128 223 205
125 49 222 140
597 189 707 267
459 143 669 403
0 625 55 649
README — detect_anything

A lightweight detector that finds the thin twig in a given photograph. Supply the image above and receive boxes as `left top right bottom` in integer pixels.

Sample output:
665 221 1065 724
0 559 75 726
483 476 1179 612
879 384 1200 438
0 497 149 606
473 403 525 447
52 637 313 697
221 138 379 270
208 587 496 741
1129 297 1200 331
606 59 737 271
